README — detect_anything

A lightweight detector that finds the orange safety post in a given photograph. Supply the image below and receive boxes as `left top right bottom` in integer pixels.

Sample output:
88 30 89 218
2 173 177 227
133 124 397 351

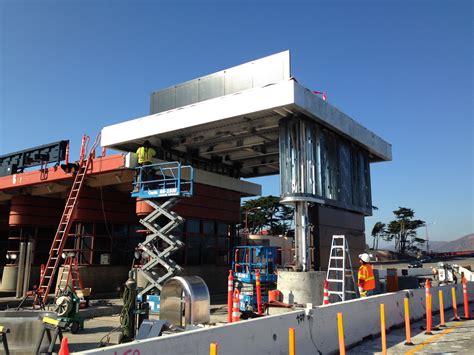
227 270 233 323
425 294 433 335
210 342 218 355
462 277 471 319
424 279 433 334
288 327 295 355
255 270 263 315
232 289 240 322
452 287 460 321
323 279 330 305
380 304 387 355
337 312 345 355
403 298 414 346
65 143 70 165
439 289 446 327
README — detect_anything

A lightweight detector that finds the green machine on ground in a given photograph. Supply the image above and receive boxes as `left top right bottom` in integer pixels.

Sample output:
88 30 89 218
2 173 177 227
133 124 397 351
54 289 84 333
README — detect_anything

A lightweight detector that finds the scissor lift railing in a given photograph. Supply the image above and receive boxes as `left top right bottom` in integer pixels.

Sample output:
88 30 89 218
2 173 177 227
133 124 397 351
131 161 193 199
232 246 278 283
132 162 193 296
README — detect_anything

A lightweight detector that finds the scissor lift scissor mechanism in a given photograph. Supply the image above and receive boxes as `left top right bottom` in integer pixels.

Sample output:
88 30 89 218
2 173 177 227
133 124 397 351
132 162 193 297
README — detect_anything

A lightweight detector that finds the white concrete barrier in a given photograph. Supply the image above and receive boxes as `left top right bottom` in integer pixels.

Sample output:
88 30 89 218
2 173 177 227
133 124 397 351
81 283 472 355
376 268 433 279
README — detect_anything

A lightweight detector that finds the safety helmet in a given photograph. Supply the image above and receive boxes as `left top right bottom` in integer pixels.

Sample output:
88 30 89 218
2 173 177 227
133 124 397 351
359 253 370 263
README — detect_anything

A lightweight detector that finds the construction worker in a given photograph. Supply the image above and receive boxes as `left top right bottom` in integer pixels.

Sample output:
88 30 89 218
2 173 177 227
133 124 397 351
134 140 156 190
358 253 375 297
136 140 156 166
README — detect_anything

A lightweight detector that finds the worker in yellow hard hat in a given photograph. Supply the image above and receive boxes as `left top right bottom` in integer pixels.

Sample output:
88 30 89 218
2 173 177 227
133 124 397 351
358 253 376 297
134 140 157 191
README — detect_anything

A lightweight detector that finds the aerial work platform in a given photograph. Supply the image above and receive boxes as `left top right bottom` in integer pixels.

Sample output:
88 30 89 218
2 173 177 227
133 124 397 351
133 162 194 295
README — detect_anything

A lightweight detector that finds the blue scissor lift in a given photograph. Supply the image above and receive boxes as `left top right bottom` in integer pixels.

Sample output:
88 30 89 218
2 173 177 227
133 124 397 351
132 162 193 297
232 246 278 312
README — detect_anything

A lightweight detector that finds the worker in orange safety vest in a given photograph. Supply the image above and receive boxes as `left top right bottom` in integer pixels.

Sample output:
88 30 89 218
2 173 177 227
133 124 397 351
358 253 376 297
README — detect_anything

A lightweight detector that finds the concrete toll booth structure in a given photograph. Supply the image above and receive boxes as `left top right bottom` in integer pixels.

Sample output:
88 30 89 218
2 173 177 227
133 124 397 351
101 51 392 302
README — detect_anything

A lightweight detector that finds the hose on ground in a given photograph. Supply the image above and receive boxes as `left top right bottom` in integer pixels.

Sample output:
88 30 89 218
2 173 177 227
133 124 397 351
120 285 137 342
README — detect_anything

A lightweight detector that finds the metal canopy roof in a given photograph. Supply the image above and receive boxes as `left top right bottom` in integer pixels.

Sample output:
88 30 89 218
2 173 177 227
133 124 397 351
102 52 392 179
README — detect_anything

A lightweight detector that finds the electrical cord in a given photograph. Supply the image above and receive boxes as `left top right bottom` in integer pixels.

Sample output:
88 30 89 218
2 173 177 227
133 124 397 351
307 316 323 355
97 326 122 348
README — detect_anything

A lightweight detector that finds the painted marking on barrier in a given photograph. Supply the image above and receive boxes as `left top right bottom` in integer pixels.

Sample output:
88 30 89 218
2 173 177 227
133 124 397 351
404 322 463 355
114 349 140 355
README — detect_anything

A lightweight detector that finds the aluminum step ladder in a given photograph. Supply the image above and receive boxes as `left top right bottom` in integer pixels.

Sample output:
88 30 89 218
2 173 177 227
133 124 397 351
132 162 193 296
35 134 100 305
325 235 358 302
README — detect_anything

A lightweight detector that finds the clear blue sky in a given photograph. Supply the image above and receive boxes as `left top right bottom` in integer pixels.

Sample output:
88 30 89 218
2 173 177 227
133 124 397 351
1 0 472 242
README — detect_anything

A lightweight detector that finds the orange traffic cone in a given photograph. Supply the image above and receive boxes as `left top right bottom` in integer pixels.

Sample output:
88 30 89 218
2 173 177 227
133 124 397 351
323 279 330 305
59 336 69 355
232 289 241 322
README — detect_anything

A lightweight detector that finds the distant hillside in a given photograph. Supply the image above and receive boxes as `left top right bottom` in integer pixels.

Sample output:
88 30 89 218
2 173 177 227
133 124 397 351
428 240 448 251
431 234 474 252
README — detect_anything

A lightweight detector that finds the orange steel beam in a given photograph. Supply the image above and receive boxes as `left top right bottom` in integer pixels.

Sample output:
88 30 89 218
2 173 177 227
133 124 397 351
0 154 126 191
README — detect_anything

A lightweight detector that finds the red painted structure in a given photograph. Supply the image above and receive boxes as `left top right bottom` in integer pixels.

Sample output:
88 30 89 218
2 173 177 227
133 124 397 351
0 153 243 271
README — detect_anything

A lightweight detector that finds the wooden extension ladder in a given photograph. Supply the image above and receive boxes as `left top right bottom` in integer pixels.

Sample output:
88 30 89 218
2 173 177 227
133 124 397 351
35 134 100 305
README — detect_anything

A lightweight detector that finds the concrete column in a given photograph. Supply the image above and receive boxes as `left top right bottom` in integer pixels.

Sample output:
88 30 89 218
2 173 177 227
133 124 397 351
22 241 34 297
277 270 326 305
15 242 26 298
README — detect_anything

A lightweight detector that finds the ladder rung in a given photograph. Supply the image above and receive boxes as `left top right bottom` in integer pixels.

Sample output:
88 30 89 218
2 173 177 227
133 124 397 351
330 256 344 260
327 279 343 282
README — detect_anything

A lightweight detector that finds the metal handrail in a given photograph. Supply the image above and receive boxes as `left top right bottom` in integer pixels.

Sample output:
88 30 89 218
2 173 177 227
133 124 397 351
133 161 193 198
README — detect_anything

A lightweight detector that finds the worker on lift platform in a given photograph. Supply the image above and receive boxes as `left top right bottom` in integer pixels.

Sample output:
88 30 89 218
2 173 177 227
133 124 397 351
134 140 157 191
358 253 375 297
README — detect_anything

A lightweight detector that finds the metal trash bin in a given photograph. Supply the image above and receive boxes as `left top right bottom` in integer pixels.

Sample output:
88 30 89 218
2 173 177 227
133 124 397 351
160 276 210 326
0 310 57 354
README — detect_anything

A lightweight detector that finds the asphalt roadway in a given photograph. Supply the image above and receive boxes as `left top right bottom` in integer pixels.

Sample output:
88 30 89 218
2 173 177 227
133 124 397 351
348 306 474 354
